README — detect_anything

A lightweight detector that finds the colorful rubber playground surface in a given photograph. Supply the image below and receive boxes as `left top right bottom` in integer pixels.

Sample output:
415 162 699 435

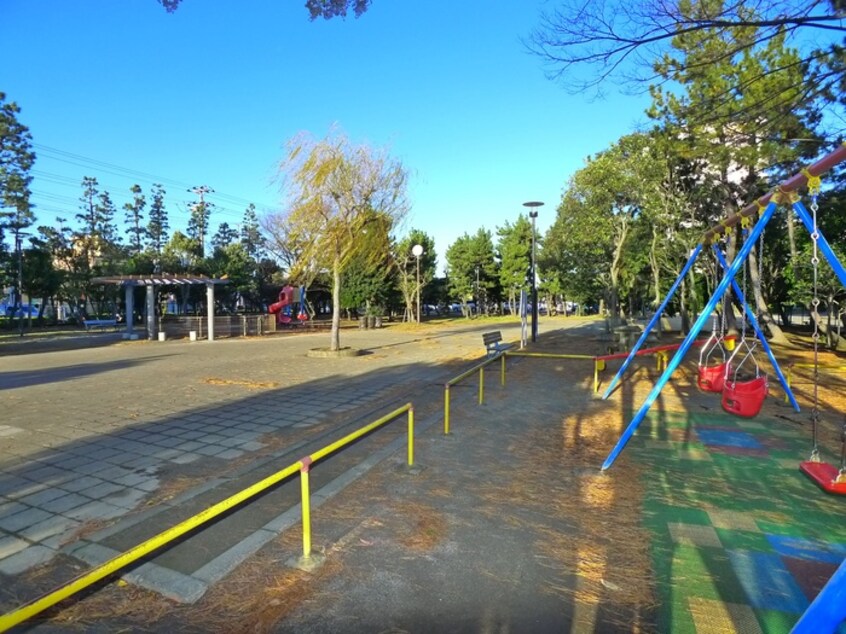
632 408 846 633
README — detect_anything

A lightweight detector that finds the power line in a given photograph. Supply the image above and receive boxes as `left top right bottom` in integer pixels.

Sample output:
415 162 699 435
32 143 278 210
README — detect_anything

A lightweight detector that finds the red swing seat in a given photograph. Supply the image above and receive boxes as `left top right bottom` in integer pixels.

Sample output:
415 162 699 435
799 461 846 495
721 375 768 418
698 362 729 393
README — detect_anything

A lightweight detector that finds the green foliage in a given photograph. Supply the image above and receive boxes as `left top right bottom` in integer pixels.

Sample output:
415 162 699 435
267 129 409 349
0 92 35 247
393 228 437 321
496 215 532 313
445 229 498 316
146 183 169 260
124 184 146 254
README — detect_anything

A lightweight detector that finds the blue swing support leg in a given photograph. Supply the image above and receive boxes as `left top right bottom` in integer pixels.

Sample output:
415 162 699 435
601 201 779 471
602 244 704 399
792 201 846 290
712 246 800 412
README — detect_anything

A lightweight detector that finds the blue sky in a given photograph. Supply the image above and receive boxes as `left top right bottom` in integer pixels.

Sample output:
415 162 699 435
4 1 651 273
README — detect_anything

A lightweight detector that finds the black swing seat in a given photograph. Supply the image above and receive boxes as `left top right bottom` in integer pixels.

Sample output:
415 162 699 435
800 461 846 495
722 375 768 418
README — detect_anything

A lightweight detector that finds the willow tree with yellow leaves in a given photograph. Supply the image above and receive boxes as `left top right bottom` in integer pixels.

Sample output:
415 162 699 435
266 130 409 352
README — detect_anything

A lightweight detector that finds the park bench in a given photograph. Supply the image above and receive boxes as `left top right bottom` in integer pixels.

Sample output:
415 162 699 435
83 318 118 331
482 331 510 357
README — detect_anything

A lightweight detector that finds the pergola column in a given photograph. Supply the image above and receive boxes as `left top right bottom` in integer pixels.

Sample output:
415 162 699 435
124 284 135 339
146 284 157 340
206 283 215 342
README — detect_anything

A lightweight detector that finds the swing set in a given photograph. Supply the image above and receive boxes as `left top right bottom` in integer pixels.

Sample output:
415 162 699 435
598 143 846 496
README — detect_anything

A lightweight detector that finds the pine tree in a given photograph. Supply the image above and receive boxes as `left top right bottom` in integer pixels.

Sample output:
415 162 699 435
124 184 146 254
0 92 36 247
146 184 169 266
240 203 264 259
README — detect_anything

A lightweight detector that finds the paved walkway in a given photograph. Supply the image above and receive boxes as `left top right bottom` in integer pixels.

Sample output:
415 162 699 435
0 318 597 621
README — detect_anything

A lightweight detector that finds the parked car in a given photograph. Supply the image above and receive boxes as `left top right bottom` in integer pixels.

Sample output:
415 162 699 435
4 304 37 317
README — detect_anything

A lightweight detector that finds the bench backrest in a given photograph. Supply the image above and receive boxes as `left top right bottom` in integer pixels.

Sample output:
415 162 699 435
482 331 502 345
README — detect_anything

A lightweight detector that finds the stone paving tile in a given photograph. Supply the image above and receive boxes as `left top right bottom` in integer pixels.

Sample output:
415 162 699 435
64 500 126 522
171 453 201 465
0 500 28 517
0 544 57 575
0 507 53 533
41 493 92 515
18 514 80 542
81 482 124 499
17 487 66 508
0 535 30 560
58 475 106 493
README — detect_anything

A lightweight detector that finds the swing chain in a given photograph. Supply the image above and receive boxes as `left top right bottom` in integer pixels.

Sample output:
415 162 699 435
809 192 821 462
839 419 846 483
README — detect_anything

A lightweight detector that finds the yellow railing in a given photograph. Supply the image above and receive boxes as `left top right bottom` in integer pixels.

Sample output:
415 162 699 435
0 403 415 632
296 403 414 562
443 355 505 434
505 350 601 392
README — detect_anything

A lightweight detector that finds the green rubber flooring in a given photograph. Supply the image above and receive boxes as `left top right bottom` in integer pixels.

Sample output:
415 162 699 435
630 410 846 633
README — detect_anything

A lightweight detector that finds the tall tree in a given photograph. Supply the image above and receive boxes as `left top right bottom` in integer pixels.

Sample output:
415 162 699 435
266 130 409 351
445 229 497 317
146 183 169 268
393 229 437 322
240 202 264 259
648 11 821 341
124 184 147 254
496 215 533 315
0 93 36 316
0 92 35 245
187 199 213 258
212 222 239 251
529 0 845 128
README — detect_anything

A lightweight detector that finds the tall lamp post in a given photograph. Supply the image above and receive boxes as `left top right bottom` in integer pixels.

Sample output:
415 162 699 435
412 244 424 323
523 201 544 342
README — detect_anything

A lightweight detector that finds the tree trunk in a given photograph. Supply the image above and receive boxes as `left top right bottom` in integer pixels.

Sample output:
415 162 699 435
748 241 788 344
330 259 341 351
650 226 661 308
680 274 690 334
785 209 798 327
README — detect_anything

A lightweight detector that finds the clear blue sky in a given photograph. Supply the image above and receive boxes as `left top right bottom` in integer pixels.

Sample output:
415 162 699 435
4 0 650 273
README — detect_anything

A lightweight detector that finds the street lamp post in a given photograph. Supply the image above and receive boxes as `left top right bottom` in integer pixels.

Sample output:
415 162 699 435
523 201 544 342
475 265 480 317
412 244 423 323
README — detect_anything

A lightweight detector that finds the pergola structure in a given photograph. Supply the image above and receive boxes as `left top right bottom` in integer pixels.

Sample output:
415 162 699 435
91 275 230 341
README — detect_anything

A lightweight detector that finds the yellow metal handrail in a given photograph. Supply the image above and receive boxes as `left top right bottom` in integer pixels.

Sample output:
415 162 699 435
443 355 505 434
0 403 415 632
505 350 601 392
297 403 414 561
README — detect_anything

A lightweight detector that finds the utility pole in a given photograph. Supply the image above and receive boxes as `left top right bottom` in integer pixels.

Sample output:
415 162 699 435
189 185 214 258
15 231 29 337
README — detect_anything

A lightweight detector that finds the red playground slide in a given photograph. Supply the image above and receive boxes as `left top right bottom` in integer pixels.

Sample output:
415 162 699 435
269 286 296 324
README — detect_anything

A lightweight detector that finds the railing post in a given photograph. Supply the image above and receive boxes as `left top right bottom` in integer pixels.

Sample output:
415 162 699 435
300 458 313 559
479 366 484 405
444 384 451 435
407 406 414 466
